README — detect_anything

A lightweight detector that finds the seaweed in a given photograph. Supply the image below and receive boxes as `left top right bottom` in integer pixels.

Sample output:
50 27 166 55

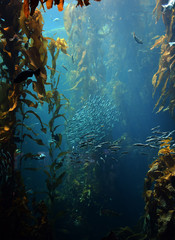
47 37 69 79
23 0 101 18
151 4 175 115
144 138 175 239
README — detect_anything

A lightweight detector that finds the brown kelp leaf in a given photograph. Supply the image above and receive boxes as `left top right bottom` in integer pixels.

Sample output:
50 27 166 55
23 133 45 145
24 0 30 18
0 97 18 119
53 125 61 133
46 0 53 9
55 134 62 148
57 0 64 11
55 171 66 187
43 169 51 178
24 110 46 133
20 99 38 108
150 35 166 50
56 74 61 89
84 0 90 6
23 89 39 101
16 122 38 136
76 0 84 7
33 81 46 100
30 0 40 16
57 151 67 159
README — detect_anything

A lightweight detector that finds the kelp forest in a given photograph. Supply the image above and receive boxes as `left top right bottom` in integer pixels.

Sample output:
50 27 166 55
0 0 175 240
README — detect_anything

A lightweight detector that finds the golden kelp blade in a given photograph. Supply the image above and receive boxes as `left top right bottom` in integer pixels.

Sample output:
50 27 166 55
150 35 166 50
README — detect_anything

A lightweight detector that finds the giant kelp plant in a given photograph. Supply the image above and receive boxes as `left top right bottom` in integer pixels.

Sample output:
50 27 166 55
151 0 175 115
0 1 53 238
0 0 102 239
144 138 175 240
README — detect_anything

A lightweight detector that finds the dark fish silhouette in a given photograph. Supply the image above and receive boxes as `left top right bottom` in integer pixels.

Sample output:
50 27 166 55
62 65 68 71
14 68 40 83
133 32 143 44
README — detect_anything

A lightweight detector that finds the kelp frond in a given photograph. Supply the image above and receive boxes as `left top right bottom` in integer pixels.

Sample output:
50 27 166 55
23 0 101 18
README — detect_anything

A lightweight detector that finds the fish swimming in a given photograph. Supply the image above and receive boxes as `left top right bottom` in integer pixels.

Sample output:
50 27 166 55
151 125 160 131
169 42 175 47
62 65 68 71
133 143 149 147
53 18 59 22
133 32 143 44
32 153 46 160
162 0 175 12
14 68 40 83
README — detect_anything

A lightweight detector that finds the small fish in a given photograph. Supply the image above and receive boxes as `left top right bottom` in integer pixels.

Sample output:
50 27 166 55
128 69 133 72
14 68 40 83
148 145 158 149
53 18 59 22
72 55 74 63
145 138 157 143
133 143 148 147
151 125 160 131
32 153 46 160
165 130 175 138
133 32 143 44
62 65 68 71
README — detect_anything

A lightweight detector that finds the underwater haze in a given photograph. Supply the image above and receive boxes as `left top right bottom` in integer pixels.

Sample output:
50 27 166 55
1 0 175 240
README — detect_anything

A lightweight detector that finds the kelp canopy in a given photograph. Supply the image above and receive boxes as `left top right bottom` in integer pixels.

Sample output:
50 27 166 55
23 0 101 18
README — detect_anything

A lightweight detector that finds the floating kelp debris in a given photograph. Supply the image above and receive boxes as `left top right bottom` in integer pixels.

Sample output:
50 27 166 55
65 93 120 147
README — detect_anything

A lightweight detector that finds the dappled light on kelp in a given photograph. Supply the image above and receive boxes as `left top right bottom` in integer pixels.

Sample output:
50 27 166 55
151 3 175 115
